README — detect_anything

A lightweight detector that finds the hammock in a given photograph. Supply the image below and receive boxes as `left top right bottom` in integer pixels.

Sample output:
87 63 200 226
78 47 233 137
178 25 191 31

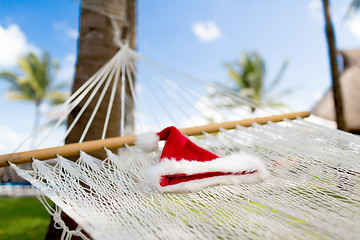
7 119 360 239
1 46 359 239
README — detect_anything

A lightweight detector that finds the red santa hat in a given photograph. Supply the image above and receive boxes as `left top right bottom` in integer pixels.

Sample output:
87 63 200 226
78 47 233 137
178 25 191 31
135 126 268 192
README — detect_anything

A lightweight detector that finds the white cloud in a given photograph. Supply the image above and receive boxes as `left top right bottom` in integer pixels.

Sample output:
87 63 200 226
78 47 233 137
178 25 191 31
0 125 28 154
57 53 76 82
0 123 67 154
308 0 323 22
53 22 78 40
345 15 360 40
0 24 38 68
192 21 222 42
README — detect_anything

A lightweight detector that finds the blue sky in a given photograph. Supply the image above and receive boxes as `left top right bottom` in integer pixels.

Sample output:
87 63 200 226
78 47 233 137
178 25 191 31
0 0 359 153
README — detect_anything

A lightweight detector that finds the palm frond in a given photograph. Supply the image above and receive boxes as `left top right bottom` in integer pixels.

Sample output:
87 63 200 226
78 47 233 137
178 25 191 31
4 91 34 101
1 51 67 106
18 55 43 99
46 90 70 105
0 71 19 85
218 51 292 111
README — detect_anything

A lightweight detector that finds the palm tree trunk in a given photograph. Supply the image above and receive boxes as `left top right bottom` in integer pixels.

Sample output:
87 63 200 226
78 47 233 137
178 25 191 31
322 0 347 131
66 0 130 152
45 0 136 239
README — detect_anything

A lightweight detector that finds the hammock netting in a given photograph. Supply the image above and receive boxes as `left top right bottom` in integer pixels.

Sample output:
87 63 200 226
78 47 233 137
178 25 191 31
2 35 358 239
14 45 283 153
11 118 360 240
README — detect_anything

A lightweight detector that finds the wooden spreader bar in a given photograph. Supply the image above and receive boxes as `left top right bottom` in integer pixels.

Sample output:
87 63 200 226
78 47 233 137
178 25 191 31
0 111 310 167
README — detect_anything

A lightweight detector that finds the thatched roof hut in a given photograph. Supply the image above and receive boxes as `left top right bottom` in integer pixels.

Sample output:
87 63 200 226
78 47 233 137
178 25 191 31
312 49 360 134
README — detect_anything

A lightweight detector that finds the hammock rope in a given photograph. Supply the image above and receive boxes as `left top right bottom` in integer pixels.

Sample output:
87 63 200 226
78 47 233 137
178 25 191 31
0 111 309 167
10 45 282 154
8 118 360 240
2 45 359 239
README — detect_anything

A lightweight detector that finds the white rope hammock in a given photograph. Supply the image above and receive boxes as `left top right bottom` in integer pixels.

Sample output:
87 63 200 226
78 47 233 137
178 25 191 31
9 118 360 239
1 45 359 239
11 45 283 153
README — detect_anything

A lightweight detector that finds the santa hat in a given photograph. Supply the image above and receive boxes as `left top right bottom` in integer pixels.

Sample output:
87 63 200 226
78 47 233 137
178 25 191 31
135 126 268 193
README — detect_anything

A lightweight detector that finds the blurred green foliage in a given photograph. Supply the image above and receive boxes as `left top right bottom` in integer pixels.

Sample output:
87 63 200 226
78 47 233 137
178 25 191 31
0 197 50 240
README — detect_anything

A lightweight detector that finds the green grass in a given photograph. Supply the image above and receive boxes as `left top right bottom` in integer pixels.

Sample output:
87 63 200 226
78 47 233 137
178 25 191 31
0 197 51 240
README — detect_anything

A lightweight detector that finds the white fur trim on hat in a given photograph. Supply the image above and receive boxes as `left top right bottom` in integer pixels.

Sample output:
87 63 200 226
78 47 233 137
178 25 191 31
135 132 160 153
147 152 269 193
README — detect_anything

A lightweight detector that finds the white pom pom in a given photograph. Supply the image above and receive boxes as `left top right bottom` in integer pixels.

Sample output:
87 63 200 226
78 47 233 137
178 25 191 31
135 132 159 153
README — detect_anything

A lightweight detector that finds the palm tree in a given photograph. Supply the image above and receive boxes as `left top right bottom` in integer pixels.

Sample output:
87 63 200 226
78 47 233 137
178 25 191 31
65 0 136 155
45 1 137 239
0 52 69 132
214 51 290 112
0 52 68 184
